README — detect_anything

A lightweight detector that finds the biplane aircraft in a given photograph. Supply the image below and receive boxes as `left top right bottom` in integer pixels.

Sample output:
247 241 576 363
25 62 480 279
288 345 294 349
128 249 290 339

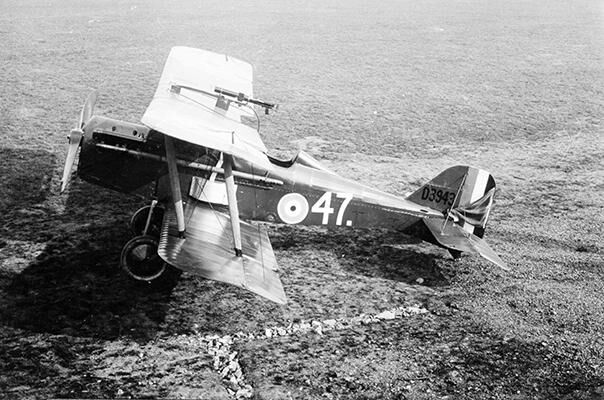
60 46 506 304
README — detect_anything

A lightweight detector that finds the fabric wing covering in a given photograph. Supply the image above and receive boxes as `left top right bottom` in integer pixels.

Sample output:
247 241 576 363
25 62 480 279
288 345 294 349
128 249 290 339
423 218 508 270
141 46 272 170
158 201 287 304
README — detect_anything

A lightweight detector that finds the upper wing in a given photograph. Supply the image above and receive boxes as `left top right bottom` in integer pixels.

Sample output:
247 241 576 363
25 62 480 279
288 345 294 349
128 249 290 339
141 46 271 170
158 200 287 304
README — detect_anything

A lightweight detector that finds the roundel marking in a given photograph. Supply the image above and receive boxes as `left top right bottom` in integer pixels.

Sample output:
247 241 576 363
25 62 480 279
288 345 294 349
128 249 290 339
277 193 309 224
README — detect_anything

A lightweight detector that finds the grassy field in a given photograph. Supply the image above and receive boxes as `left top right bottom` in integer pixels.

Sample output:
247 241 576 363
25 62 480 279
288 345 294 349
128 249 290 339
1 0 603 399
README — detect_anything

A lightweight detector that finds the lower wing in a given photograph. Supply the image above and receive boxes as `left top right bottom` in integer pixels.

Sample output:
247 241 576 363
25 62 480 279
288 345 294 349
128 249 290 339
158 201 287 304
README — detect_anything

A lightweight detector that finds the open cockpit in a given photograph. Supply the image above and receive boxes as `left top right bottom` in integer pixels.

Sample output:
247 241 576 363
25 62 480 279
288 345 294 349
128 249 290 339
267 150 332 173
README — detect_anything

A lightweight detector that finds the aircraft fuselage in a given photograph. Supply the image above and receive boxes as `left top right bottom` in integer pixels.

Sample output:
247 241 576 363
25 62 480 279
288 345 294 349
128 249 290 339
76 116 437 233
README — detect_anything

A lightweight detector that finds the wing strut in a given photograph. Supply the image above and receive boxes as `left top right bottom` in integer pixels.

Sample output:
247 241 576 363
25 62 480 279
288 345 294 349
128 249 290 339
223 153 243 257
164 136 186 237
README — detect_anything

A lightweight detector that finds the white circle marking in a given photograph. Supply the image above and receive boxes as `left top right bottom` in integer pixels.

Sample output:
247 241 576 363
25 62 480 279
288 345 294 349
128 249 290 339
277 193 309 224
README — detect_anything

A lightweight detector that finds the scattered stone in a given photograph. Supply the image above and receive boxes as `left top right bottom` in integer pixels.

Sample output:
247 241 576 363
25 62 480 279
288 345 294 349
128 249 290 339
447 370 464 386
323 319 337 329
236 384 254 399
361 315 375 324
312 320 323 335
375 310 396 320
406 305 428 315
8 386 31 392
202 333 254 399
416 277 425 284
220 336 233 346
300 322 312 332
195 306 432 398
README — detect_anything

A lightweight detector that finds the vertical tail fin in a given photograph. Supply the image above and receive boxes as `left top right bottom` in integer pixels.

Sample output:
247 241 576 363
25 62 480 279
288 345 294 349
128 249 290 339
406 165 496 238
405 166 506 269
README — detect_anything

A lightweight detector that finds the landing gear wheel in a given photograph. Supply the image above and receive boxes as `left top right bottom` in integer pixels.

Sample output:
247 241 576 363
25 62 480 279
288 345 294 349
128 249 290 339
130 205 164 237
120 235 166 281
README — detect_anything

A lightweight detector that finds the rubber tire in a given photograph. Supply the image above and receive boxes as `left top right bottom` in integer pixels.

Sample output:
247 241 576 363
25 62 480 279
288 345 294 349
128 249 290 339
130 205 164 237
120 235 166 281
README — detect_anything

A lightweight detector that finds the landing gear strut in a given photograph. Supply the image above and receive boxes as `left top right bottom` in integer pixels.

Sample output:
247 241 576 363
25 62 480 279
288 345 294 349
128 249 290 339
130 202 165 237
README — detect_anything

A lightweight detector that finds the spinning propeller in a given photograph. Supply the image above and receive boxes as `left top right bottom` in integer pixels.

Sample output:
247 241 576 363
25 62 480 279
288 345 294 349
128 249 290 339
60 90 97 192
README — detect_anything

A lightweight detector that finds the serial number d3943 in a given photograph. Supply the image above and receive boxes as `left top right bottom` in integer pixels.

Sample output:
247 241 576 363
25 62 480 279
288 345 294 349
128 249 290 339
421 186 455 206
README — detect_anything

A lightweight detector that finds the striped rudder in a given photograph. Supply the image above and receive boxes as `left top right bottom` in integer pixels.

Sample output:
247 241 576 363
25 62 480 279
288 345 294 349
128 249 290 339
406 166 496 238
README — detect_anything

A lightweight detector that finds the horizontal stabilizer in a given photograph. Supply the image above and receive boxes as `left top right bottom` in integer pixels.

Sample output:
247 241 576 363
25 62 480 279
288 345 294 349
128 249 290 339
158 201 287 304
423 218 508 270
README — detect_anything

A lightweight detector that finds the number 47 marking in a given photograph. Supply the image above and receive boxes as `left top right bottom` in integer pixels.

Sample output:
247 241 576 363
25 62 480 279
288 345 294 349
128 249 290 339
311 192 353 226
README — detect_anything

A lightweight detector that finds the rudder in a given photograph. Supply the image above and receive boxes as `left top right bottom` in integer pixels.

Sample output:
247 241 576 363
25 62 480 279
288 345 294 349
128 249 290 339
406 165 496 238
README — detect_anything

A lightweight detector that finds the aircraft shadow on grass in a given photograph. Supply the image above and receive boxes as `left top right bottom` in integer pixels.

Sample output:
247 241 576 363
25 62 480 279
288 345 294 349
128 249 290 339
269 225 451 287
0 148 180 340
